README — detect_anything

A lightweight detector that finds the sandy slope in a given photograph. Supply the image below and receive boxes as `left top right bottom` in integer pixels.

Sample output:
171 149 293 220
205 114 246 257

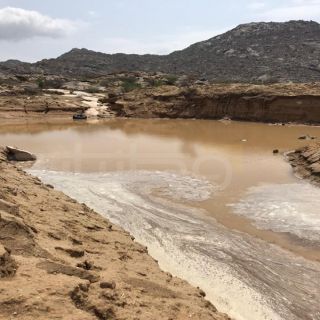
0 148 229 320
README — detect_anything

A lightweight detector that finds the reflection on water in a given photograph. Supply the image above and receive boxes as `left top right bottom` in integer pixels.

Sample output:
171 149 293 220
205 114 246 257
1 118 320 320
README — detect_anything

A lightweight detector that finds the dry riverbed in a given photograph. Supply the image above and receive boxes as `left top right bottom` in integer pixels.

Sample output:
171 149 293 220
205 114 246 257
0 148 229 320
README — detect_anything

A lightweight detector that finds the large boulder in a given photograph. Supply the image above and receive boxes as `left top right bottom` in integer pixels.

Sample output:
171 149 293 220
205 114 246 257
6 146 36 161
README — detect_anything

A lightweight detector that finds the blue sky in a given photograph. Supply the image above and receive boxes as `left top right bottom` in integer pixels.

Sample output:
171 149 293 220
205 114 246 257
0 0 320 62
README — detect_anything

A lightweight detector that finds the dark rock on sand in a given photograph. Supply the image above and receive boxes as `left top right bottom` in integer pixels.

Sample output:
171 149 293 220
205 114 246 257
5 146 36 162
100 281 116 289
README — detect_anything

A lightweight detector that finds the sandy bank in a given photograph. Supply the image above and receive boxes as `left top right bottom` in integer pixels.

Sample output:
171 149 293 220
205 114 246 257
0 148 229 320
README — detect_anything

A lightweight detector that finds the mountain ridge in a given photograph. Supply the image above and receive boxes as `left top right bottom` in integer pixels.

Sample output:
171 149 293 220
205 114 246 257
1 20 320 83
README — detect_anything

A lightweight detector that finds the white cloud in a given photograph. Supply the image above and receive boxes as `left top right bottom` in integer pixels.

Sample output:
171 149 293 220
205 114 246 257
0 7 76 41
248 2 266 10
292 0 320 4
260 0 320 21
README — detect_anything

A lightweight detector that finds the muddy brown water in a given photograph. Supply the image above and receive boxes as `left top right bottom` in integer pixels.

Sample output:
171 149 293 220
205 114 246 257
1 118 320 320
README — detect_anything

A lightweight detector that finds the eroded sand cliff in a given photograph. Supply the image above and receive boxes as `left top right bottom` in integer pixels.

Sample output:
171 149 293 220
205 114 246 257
2 80 320 124
107 83 320 123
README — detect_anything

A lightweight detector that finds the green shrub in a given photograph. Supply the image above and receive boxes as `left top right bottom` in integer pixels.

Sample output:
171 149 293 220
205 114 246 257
148 75 177 87
121 77 141 92
85 86 101 93
37 78 44 89
24 86 41 95
43 79 64 89
148 79 165 87
99 79 111 87
36 78 64 89
165 75 178 85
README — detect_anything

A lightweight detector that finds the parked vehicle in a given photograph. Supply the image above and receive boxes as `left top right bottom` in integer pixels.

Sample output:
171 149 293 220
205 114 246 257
73 113 87 120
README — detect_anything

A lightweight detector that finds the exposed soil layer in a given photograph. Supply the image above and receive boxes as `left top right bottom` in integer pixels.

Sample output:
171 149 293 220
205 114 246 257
108 84 320 124
287 142 320 186
2 81 320 124
0 148 229 320
0 94 84 119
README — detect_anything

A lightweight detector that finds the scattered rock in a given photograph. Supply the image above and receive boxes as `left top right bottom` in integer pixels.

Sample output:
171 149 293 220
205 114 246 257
118 252 132 261
204 300 217 312
55 247 85 258
287 143 320 186
77 260 94 271
137 272 147 277
273 149 279 154
199 289 206 297
70 237 83 245
85 224 104 231
100 281 116 289
70 284 116 320
47 232 62 240
298 134 316 140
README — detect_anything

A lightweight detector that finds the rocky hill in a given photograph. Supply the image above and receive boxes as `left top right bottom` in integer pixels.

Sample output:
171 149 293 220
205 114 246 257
0 60 38 76
35 49 164 78
2 20 320 83
166 20 320 83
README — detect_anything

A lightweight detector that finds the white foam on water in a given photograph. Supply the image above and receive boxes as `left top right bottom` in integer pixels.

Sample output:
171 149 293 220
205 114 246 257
28 169 320 320
229 183 320 242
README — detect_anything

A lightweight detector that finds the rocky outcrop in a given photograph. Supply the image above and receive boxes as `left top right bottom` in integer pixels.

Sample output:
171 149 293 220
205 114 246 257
287 143 320 186
107 84 320 124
